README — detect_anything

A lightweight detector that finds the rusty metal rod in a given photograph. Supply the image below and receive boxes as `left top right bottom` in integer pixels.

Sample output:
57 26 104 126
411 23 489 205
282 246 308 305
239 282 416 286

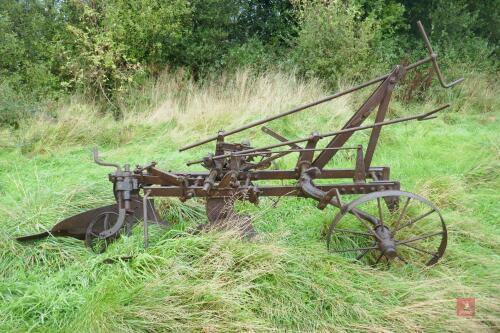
416 21 464 88
187 104 449 165
235 147 359 157
261 126 302 149
143 190 151 249
186 147 359 166
179 58 436 152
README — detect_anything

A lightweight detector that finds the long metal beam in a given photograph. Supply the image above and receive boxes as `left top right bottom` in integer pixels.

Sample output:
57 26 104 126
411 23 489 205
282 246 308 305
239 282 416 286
179 57 437 152
186 104 450 165
144 181 400 197
416 21 464 88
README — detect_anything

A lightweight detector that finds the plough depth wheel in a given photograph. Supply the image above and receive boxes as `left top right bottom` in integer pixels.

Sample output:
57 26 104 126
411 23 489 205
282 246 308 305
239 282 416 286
327 190 447 266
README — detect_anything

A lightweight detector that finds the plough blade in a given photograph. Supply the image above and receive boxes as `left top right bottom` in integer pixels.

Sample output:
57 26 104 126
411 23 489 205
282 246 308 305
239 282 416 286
17 200 167 242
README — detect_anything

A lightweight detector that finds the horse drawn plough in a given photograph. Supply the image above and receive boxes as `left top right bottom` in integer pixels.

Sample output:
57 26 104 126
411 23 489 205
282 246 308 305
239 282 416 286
18 22 463 267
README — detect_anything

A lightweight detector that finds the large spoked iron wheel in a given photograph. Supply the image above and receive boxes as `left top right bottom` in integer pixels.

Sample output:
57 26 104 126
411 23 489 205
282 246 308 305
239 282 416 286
327 190 447 267
85 211 123 253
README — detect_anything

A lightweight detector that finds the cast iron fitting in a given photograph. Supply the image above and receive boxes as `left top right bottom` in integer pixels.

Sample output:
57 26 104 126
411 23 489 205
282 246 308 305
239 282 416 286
375 225 397 259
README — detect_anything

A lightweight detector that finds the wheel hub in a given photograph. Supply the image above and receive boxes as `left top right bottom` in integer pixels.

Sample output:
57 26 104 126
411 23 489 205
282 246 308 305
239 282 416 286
375 225 397 259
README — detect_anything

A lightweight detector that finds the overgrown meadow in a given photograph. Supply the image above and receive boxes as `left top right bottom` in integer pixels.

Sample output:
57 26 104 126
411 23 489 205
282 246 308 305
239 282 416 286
0 70 498 332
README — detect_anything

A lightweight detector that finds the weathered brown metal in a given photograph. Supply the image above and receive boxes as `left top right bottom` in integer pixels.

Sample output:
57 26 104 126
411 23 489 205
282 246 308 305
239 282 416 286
17 200 166 242
327 190 448 266
18 22 463 267
363 66 406 170
185 104 451 165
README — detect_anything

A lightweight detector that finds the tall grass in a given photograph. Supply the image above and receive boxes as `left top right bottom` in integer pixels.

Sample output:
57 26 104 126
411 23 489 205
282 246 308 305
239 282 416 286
0 69 499 332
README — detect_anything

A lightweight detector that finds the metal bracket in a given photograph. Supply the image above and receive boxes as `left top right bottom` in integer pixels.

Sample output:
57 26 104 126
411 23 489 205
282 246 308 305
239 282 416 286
317 188 342 210
354 145 366 183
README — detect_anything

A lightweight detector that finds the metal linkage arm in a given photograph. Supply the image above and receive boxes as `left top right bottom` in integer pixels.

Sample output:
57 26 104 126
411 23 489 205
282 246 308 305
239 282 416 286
186 104 450 165
416 21 464 88
261 126 301 149
93 147 121 171
312 67 401 169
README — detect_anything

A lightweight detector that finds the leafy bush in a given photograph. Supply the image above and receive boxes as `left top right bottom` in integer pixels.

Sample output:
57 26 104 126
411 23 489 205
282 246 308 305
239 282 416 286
54 0 191 105
429 0 495 71
0 1 60 97
0 80 39 128
0 0 497 126
292 0 405 87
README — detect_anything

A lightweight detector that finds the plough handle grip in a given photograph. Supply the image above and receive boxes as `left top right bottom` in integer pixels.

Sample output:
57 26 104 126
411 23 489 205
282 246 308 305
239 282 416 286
92 147 121 172
417 21 464 88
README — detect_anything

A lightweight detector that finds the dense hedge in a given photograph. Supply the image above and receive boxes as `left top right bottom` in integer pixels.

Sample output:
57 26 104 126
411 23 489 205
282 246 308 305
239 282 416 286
0 0 497 125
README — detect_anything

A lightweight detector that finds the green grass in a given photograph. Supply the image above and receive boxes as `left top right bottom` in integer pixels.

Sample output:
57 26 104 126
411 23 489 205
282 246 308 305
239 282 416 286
0 70 499 332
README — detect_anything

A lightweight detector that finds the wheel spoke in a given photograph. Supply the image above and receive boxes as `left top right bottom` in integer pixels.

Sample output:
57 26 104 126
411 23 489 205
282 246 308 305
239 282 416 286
334 228 373 237
396 253 408 264
351 210 382 241
330 192 447 268
396 231 443 245
394 208 436 233
331 245 378 253
356 242 377 260
399 242 438 257
394 197 411 231
374 252 384 265
103 214 110 230
377 197 384 226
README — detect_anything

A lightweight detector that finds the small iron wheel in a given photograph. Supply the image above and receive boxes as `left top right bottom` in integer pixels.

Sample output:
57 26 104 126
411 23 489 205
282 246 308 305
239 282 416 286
85 211 122 253
327 190 447 267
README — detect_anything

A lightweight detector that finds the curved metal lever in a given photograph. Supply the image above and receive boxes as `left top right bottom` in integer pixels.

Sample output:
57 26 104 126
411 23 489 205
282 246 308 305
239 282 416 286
92 147 121 172
417 21 464 88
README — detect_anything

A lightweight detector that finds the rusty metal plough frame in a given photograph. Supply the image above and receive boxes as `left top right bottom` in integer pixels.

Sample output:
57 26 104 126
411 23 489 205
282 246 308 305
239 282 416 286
18 22 463 267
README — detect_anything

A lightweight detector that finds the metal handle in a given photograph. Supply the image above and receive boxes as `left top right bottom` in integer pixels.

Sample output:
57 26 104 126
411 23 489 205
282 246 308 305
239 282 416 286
92 147 121 172
417 103 450 121
416 21 464 88
177 22 462 153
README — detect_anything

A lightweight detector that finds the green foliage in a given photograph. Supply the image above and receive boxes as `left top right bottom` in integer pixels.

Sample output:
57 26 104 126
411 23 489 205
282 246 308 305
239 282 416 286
0 81 39 128
106 0 191 70
182 0 241 75
0 0 296 107
224 38 277 72
0 1 60 96
183 0 296 75
402 0 497 67
53 0 191 104
292 0 399 86
0 0 497 126
430 0 495 71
